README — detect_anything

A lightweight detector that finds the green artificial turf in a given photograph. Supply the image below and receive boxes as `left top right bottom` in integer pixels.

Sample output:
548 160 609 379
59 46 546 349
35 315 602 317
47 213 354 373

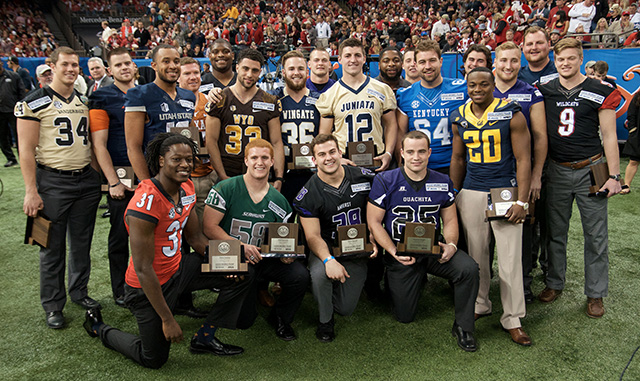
1 156 639 380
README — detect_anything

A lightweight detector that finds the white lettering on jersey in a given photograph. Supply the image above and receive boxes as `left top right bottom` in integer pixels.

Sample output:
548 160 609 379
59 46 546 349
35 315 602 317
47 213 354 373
425 183 449 192
181 194 196 206
179 99 195 109
487 111 513 121
540 73 559 84
27 96 52 110
351 182 371 193
268 201 286 219
367 88 386 102
441 92 465 101
199 83 214 93
579 90 605 104
507 94 532 103
253 101 275 111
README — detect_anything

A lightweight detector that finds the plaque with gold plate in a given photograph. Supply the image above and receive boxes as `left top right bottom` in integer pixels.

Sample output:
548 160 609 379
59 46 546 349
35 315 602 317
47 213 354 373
332 224 374 258
260 223 305 258
588 161 610 197
486 187 531 220
101 166 137 192
202 240 248 273
396 222 441 257
24 213 52 248
347 141 382 168
170 124 208 155
288 143 315 170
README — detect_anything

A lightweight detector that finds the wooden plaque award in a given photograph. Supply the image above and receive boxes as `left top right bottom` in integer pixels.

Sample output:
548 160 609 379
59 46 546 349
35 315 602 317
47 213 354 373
396 222 441 257
588 162 610 196
332 224 374 257
170 125 208 155
202 240 248 273
486 187 518 220
347 141 382 168
288 143 315 170
24 214 52 248
260 223 305 258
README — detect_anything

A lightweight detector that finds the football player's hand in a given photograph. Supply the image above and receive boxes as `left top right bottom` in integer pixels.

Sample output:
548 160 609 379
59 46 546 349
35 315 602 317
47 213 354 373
369 233 378 258
280 257 294 264
340 157 356 167
374 152 391 172
437 242 456 264
601 178 622 197
505 204 526 224
206 87 223 104
243 244 262 264
529 174 542 202
325 259 349 283
109 182 133 200
391 250 415 266
162 317 183 343
24 191 43 217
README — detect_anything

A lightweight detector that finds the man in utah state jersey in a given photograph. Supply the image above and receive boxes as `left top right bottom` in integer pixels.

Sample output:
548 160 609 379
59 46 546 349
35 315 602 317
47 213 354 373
367 130 479 352
316 38 397 172
450 67 532 346
536 38 621 318
396 40 467 174
124 44 196 180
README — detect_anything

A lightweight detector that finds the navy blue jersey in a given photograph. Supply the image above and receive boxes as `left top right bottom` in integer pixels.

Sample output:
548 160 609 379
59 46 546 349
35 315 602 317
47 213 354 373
368 168 455 242
306 77 336 95
518 60 558 87
450 99 521 192
294 165 375 248
278 89 320 163
396 78 468 170
124 83 196 149
89 84 129 166
493 79 543 127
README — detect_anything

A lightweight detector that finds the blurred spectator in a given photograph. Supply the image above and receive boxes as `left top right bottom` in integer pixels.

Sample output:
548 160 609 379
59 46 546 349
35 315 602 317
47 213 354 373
528 0 549 28
610 11 635 45
547 0 571 30
7 56 34 91
569 0 596 33
591 18 611 47
550 10 570 36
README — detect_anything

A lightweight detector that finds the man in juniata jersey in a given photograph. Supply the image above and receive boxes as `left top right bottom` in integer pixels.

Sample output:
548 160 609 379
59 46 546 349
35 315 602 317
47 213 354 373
536 38 622 318
205 49 285 189
396 41 467 174
16 47 102 329
316 38 397 172
89 47 137 307
294 134 377 342
124 44 196 180
367 131 479 352
276 50 320 203
203 139 309 341
450 67 532 346
83 133 252 368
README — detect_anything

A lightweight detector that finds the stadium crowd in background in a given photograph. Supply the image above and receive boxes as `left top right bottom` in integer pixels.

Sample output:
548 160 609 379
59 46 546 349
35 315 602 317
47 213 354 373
0 1 59 58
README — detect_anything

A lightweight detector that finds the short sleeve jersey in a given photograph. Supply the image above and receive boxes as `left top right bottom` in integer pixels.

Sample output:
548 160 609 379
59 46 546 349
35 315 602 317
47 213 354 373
396 78 468 169
205 175 292 246
538 77 621 162
124 178 197 288
89 84 129 166
14 87 91 170
205 87 280 177
493 79 544 127
315 77 396 155
450 98 521 192
293 165 375 248
279 88 320 163
368 168 455 242
124 82 196 149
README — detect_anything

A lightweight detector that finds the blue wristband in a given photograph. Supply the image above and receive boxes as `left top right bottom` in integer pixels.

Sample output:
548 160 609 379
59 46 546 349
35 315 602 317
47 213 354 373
323 256 335 264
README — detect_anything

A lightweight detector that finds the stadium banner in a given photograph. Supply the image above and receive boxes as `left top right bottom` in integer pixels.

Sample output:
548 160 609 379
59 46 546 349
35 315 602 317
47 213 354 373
4 48 640 140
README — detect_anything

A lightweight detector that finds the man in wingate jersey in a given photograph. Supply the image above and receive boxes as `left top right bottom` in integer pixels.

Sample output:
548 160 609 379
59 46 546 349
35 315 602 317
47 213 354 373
294 134 377 342
276 50 321 204
89 47 137 307
124 44 196 181
316 38 397 172
396 40 467 174
450 67 532 346
205 48 285 189
367 130 479 352
203 139 309 341
493 42 548 304
16 47 102 329
536 38 621 318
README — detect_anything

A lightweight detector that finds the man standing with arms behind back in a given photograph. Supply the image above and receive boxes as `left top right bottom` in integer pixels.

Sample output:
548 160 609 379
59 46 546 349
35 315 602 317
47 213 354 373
16 47 102 328
537 38 621 318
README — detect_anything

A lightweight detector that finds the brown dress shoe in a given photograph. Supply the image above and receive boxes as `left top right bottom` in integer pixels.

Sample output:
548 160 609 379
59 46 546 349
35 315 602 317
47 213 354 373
258 289 275 307
586 297 605 318
505 327 532 346
474 312 491 321
538 287 562 303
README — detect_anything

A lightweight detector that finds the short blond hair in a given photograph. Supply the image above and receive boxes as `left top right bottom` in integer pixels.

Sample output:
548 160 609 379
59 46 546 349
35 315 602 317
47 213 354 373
495 41 521 57
553 38 583 58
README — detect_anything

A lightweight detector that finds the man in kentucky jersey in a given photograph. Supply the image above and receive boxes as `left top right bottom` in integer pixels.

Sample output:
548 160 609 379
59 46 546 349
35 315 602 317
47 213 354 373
450 67 532 346
367 131 479 352
16 47 102 329
203 139 309 341
494 42 548 304
316 38 397 172
276 51 321 204
205 48 285 190
83 133 252 368
124 44 196 180
178 57 217 223
396 41 467 174
293 134 377 342
89 47 137 307
536 38 622 318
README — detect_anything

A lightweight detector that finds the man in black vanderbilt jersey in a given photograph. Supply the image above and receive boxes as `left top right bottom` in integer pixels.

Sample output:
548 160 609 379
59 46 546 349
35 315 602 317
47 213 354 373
537 38 621 318
293 134 377 342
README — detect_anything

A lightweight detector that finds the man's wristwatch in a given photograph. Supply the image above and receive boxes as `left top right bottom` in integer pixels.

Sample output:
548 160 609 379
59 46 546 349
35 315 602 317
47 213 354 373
609 174 621 182
515 200 529 210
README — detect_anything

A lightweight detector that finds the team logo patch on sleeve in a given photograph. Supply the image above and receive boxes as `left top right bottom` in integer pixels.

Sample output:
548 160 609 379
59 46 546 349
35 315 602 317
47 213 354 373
367 88 386 102
181 194 196 206
508 94 532 102
252 101 275 111
578 90 605 104
27 96 52 110
14 102 25 117
534 89 542 97
487 111 513 121
442 92 465 101
268 201 287 219
295 187 308 201
425 183 449 192
351 182 371 193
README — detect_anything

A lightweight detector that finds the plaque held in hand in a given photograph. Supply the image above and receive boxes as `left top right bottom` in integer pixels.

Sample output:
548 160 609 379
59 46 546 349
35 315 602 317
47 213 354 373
396 222 441 257
202 240 248 273
260 223 305 258
332 224 373 258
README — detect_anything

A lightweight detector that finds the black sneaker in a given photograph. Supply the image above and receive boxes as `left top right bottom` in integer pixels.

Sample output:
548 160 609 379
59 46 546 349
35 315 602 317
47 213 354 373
4 160 17 167
315 318 335 342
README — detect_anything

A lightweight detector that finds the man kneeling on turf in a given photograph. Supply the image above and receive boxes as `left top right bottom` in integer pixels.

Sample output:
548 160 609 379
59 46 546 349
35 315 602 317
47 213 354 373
83 133 251 368
367 131 480 352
